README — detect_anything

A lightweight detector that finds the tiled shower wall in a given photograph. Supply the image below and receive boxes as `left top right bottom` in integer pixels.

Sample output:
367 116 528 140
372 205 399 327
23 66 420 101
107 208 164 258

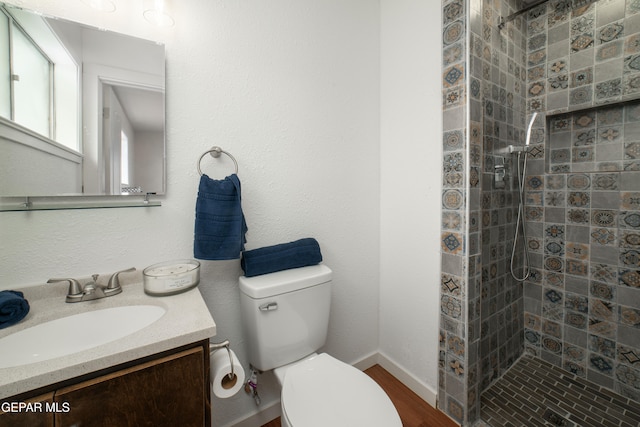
440 0 640 425
474 0 527 399
521 0 640 403
440 0 472 423
440 0 527 424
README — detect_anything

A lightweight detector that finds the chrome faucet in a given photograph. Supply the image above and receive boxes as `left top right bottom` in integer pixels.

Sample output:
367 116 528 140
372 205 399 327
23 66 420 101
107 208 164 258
48 267 136 303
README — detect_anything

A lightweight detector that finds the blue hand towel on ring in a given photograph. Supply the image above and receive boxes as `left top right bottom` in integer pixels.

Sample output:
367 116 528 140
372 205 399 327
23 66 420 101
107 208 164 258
0 290 30 329
241 238 323 277
194 173 248 260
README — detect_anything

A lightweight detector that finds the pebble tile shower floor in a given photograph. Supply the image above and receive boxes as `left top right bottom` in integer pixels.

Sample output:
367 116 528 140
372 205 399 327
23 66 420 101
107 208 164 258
480 355 640 427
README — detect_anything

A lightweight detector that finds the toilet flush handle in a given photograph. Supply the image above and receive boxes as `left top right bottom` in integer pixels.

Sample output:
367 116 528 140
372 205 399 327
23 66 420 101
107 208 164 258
259 302 278 311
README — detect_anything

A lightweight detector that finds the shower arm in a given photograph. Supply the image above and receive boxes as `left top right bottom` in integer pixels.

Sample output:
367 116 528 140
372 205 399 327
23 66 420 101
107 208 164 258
499 0 600 30
498 0 548 30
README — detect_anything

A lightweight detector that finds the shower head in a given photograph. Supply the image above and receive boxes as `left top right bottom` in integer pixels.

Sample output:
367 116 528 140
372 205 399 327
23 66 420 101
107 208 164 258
525 112 538 146
506 112 540 154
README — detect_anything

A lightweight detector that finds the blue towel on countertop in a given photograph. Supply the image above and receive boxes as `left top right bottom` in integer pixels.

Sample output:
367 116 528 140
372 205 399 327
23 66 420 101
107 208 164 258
194 173 248 260
241 238 323 277
0 290 30 329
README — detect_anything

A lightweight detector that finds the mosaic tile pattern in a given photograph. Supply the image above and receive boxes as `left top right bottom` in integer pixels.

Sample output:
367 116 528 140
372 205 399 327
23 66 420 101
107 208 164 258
439 0 531 423
474 3 528 426
548 101 640 173
523 168 640 394
440 0 640 425
440 0 470 423
521 0 640 405
480 355 640 427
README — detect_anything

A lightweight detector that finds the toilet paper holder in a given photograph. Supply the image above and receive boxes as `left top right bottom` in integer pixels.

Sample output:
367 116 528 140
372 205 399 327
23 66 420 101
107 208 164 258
209 339 234 379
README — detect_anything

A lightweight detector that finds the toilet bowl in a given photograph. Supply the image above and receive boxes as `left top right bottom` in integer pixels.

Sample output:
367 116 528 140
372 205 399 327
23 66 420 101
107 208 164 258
238 265 402 426
274 353 402 427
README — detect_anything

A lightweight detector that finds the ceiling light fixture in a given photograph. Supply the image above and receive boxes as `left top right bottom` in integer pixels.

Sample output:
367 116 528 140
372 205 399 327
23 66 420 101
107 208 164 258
143 0 174 27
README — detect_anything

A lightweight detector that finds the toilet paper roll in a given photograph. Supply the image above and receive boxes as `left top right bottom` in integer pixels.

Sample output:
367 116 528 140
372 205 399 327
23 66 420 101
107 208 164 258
210 348 245 398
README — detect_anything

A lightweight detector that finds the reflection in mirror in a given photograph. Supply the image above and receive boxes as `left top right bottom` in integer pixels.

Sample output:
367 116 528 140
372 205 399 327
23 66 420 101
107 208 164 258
0 2 165 205
101 83 164 195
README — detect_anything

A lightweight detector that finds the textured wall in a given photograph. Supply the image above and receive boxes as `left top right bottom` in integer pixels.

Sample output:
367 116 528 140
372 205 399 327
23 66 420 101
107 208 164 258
379 0 443 406
1 1 381 425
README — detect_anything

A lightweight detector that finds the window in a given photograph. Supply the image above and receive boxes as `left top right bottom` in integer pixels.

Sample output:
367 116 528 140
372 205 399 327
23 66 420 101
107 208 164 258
0 8 52 137
0 11 10 119
11 21 52 137
120 130 130 187
0 6 79 151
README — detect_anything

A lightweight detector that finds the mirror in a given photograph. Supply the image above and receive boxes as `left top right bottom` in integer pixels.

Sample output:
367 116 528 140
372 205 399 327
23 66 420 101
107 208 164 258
0 2 165 204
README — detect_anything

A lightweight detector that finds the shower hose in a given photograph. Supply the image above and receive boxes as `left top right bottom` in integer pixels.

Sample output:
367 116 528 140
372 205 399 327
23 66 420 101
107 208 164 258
510 112 538 282
510 149 531 282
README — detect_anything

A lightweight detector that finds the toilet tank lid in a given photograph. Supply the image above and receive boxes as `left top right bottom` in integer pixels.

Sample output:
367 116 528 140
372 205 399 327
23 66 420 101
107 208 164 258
239 264 332 299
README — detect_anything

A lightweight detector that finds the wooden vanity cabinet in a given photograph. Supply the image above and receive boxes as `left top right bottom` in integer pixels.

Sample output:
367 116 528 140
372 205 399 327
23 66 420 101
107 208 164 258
56 346 206 427
0 393 54 427
1 340 211 427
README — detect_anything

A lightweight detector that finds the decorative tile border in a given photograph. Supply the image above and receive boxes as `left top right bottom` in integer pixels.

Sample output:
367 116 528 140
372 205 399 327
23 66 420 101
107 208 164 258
440 0 471 423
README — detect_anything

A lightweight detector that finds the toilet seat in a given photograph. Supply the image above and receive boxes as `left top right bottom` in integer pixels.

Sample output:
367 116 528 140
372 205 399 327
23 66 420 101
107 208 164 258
281 353 402 427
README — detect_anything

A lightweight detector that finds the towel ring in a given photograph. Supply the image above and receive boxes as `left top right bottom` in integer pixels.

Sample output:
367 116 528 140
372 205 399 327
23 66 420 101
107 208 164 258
197 146 239 176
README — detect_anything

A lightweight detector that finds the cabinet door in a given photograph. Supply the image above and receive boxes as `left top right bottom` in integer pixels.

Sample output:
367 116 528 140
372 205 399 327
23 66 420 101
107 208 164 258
54 347 206 427
0 393 54 427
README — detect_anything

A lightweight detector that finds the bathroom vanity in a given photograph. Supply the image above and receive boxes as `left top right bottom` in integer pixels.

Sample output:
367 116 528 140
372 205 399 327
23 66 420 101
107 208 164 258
0 277 216 426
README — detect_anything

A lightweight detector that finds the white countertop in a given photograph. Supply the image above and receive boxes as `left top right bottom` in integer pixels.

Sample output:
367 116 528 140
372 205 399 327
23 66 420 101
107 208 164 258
0 275 216 399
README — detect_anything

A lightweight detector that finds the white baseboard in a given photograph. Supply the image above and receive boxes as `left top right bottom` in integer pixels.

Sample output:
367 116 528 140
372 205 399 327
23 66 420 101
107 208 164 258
374 352 438 407
224 400 280 427
228 351 438 426
352 351 380 371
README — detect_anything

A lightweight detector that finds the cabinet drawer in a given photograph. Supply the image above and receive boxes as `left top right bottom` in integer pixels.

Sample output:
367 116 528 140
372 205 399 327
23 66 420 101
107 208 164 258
0 393 54 427
55 347 205 427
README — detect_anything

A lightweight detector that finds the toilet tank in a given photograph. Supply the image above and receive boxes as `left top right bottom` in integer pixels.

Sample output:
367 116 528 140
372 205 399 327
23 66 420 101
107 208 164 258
239 264 332 372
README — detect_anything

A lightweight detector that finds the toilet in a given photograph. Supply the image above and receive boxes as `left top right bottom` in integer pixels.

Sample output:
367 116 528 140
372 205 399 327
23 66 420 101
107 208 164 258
239 264 402 427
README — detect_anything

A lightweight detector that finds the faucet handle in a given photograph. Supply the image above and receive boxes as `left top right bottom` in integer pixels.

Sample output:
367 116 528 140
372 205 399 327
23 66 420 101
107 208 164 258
107 267 136 290
47 278 83 296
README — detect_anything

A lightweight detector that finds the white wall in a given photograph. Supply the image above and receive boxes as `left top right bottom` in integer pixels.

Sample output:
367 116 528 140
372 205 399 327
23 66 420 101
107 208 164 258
379 0 442 406
1 1 381 426
133 130 164 193
0 125 82 195
1 0 445 424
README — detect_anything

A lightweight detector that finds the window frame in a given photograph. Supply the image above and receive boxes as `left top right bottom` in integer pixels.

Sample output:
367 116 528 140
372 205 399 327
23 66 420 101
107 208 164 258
1 7 55 140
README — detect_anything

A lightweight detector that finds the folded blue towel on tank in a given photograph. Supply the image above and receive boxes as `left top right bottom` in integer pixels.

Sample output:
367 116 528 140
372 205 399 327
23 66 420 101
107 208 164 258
241 238 323 277
194 174 248 260
0 290 30 329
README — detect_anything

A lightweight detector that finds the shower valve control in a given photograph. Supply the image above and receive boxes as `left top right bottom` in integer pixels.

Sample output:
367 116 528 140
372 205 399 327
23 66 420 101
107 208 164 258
494 157 506 189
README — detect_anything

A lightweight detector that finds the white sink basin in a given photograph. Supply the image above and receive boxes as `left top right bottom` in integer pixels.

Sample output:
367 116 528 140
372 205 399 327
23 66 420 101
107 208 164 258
0 305 166 368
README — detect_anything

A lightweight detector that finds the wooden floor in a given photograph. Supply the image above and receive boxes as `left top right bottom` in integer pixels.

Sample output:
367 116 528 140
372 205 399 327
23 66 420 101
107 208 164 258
260 364 458 427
